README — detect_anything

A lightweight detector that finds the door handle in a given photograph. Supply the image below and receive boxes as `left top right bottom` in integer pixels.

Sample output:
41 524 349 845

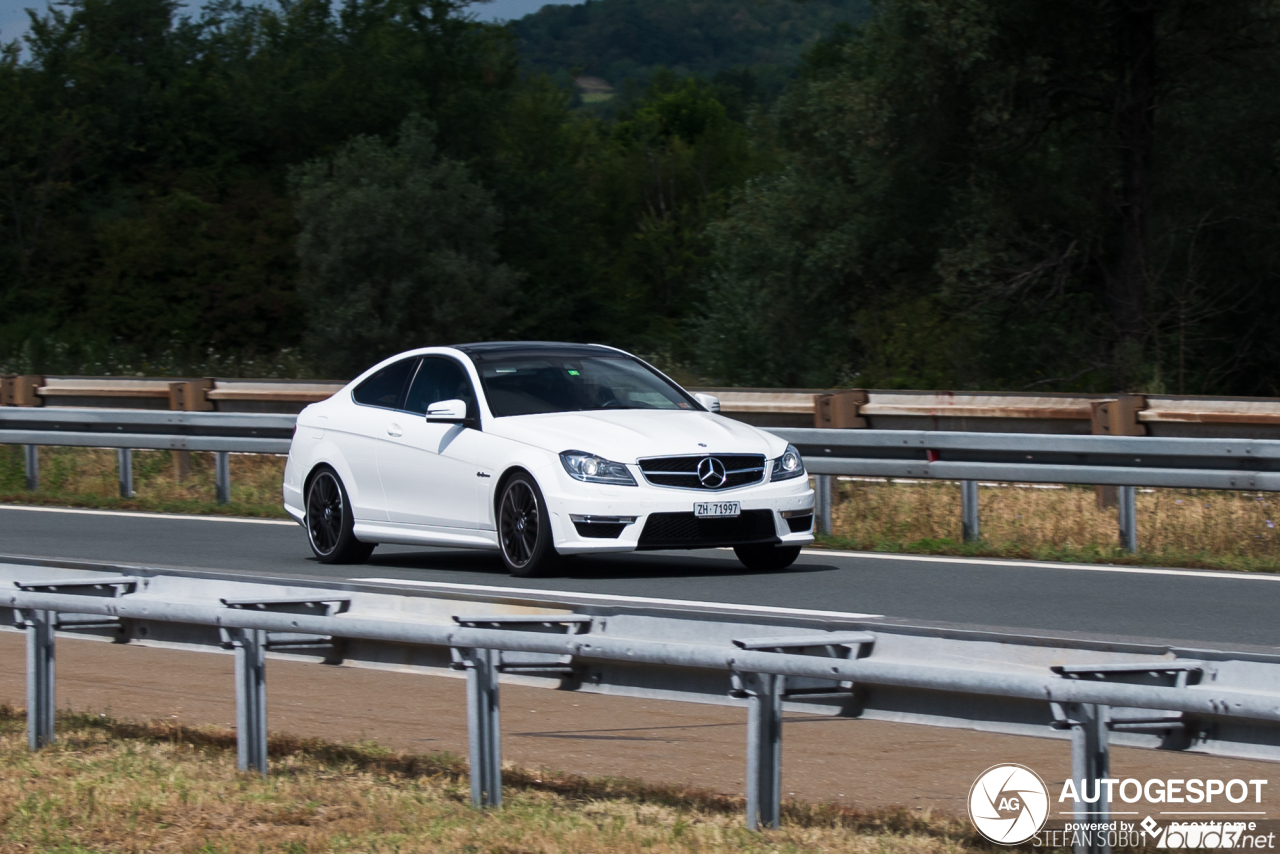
387 423 403 437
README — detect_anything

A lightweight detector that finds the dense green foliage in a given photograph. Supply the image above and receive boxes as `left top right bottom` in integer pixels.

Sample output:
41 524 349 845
0 0 527 373
3 0 1280 393
0 0 762 376
294 117 519 377
702 0 1280 391
511 0 868 94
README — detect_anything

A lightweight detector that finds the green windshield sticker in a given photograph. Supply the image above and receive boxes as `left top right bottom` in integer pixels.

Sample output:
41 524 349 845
567 369 580 376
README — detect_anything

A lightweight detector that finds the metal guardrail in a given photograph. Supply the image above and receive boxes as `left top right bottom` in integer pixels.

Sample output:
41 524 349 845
777 428 1280 550
0 407 294 451
785 429 1280 489
697 388 1280 437
0 408 294 503
9 374 1280 438
4 558 1280 838
0 376 344 412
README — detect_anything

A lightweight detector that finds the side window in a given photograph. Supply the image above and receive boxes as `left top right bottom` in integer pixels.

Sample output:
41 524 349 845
352 358 418 410
404 357 476 416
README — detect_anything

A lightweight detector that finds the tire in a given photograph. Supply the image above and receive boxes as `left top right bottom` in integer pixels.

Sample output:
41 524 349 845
306 468 376 564
497 473 557 577
733 543 802 572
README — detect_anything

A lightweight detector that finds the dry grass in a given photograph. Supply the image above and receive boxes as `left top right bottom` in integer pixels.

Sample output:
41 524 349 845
0 445 288 518
0 707 989 854
825 478 1280 572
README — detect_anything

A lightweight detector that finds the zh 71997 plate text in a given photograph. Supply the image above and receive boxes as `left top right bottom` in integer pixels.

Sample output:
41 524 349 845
694 502 740 518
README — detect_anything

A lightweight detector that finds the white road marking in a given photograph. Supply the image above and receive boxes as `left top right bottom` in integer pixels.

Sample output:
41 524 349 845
354 577 883 620
0 504 297 525
1 503 1270 584
802 547 1280 582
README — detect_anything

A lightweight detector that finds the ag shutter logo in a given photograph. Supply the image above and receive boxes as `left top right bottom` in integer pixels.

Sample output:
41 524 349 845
969 764 1051 845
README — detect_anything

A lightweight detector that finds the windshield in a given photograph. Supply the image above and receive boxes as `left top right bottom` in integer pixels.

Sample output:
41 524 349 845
476 354 697 417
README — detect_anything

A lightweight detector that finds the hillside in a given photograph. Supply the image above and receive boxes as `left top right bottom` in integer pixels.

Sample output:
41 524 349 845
510 0 870 90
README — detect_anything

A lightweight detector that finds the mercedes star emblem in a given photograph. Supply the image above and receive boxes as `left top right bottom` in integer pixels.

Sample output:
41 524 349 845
697 457 727 488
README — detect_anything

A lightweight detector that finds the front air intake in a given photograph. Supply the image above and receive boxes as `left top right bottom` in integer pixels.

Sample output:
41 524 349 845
637 510 777 550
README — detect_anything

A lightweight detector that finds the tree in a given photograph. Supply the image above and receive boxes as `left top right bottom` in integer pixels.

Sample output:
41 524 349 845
580 73 771 360
511 0 869 90
0 0 523 369
697 0 1280 392
293 116 520 377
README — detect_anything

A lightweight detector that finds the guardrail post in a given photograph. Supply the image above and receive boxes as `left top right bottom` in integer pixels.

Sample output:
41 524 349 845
117 448 133 498
961 480 979 542
1117 486 1137 553
230 628 268 774
814 476 832 536
170 379 214 483
9 375 44 406
168 378 215 412
23 609 55 749
739 671 784 830
23 445 38 491
1068 703 1111 854
456 647 502 807
814 390 868 428
1093 397 1146 511
215 451 231 504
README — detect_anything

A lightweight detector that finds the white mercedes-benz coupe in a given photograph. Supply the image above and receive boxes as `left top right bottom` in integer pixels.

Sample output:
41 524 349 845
283 342 814 576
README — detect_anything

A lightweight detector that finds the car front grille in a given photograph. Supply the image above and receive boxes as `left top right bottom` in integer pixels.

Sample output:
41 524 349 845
637 510 778 550
637 455 766 490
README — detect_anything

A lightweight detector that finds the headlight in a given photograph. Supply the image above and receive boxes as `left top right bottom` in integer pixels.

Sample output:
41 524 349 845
770 444 805 481
560 450 637 486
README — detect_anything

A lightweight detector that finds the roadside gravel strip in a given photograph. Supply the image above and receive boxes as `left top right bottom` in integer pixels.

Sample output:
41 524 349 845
1 630 1277 817
1 504 1278 646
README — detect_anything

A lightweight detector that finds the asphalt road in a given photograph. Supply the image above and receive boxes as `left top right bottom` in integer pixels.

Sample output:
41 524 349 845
1 504 1276 649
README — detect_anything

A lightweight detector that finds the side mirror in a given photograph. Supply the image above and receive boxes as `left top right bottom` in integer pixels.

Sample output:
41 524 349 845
693 393 721 413
426 399 468 423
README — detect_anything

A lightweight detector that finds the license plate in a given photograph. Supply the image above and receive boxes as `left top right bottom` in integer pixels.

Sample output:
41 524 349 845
694 501 740 518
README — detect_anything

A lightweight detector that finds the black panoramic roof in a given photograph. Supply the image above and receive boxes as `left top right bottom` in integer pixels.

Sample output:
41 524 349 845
453 341 624 360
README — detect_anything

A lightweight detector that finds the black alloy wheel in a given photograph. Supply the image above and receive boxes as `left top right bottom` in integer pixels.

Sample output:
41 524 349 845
733 543 802 572
306 468 375 564
498 474 555 577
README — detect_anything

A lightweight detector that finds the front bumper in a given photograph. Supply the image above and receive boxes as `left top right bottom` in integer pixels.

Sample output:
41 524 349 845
542 467 815 554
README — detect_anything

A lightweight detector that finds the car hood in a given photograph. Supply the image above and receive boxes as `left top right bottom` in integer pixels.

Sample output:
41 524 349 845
487 410 786 463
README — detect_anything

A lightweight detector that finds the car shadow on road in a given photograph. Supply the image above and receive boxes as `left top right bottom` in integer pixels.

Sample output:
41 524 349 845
363 549 838 581
560 553 838 580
